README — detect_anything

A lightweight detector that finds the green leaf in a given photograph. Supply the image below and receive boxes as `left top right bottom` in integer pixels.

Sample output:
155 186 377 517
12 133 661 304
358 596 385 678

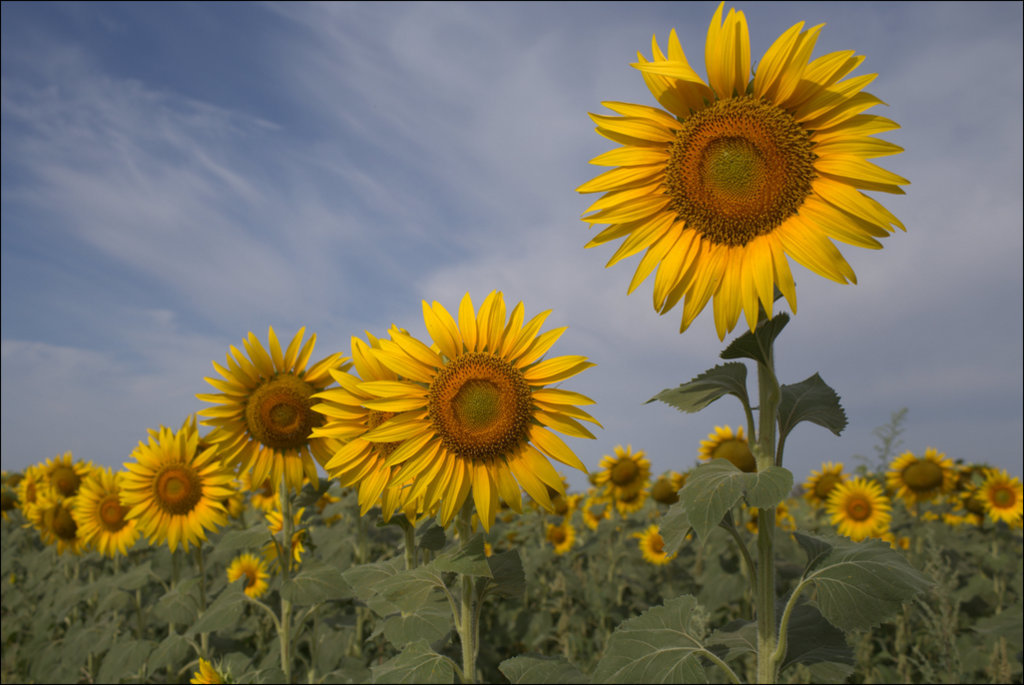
591 594 709 683
431 534 492 577
485 549 525 598
188 581 247 636
215 525 276 552
798 534 932 631
375 566 446 614
646 363 749 414
342 557 406 616
777 374 847 441
720 312 789 366
706 619 756 662
658 500 692 556
281 562 352 605
418 524 446 551
147 633 190 672
499 655 588 684
375 597 454 647
744 466 794 509
781 603 854 683
152 577 201 625
370 640 457 684
118 560 153 591
97 639 155 683
680 460 747 543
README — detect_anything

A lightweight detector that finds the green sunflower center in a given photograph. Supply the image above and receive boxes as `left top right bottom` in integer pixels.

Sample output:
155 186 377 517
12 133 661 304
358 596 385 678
902 460 944 492
99 494 128 532
246 374 320 450
154 465 203 516
846 496 872 521
610 459 639 486
52 465 81 497
666 95 816 247
712 439 757 473
428 353 532 462
51 504 78 541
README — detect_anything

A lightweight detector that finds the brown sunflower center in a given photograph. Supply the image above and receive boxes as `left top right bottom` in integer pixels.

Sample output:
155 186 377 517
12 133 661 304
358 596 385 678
651 478 680 504
548 527 568 545
649 534 665 555
0 491 15 512
243 565 259 588
666 95 816 247
610 459 639 486
846 496 872 522
52 465 81 497
813 473 842 500
51 504 78 541
98 494 128 532
991 485 1016 509
428 353 532 462
712 439 757 473
902 461 944 492
245 374 320 450
154 465 203 516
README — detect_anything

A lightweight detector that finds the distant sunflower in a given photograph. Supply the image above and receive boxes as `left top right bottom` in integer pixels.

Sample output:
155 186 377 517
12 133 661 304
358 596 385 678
699 426 755 472
614 487 649 515
227 552 270 599
198 327 349 492
190 659 225 685
582 496 612 530
263 506 306 570
595 445 651 500
16 464 45 521
546 521 576 555
634 524 673 565
72 467 139 558
803 461 846 506
30 492 86 555
886 448 955 506
42 452 92 499
650 473 681 504
975 469 1023 525
356 291 599 530
121 417 235 552
579 3 907 339
240 471 280 513
826 477 891 542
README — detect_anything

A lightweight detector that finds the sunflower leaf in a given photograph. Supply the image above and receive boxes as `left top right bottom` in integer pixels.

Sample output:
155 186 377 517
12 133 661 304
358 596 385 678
680 459 747 542
591 594 709 683
744 466 794 509
281 562 352 606
370 639 458 684
376 567 447 614
418 523 447 551
152 577 201 626
431 534 492 577
499 655 588 684
720 312 789 366
187 580 247 636
658 500 692 556
485 549 525 598
646 363 749 414
777 373 847 441
374 597 454 648
781 602 855 683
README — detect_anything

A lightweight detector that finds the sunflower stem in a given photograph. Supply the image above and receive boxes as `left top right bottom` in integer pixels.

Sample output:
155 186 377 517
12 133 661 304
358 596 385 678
455 501 479 684
755 336 781 684
400 516 418 570
278 476 295 683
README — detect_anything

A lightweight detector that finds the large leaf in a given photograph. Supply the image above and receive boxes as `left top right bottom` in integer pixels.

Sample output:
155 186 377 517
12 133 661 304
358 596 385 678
188 581 247 636
97 639 155 683
375 597 453 648
777 374 847 441
720 312 789 366
485 549 525 599
744 466 794 509
591 595 709 683
499 655 588 684
781 603 854 683
646 363 749 414
281 562 353 605
659 500 692 556
375 566 446 614
370 640 458 684
431 534 492 577
152 577 201 625
679 460 747 542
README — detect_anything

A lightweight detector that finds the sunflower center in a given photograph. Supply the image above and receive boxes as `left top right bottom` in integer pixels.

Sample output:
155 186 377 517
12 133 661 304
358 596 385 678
712 439 757 473
651 478 680 504
245 374 320 450
902 461 944 492
666 95 816 247
243 566 258 588
991 485 1016 509
611 459 639 486
154 465 203 516
649 534 665 555
813 474 842 500
428 353 532 462
98 494 128 532
549 527 567 545
52 505 78 541
846 496 872 521
52 465 81 497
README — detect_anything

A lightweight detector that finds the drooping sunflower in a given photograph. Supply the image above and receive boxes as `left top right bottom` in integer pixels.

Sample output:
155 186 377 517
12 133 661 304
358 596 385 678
634 524 674 565
886 448 955 506
190 659 225 685
121 417 235 552
803 461 846 506
579 3 908 339
546 521 576 555
650 472 681 505
975 469 1023 525
29 491 87 554
226 552 271 598
825 477 891 542
595 445 651 500
72 467 139 557
356 291 600 530
198 327 349 492
699 426 756 472
42 451 93 500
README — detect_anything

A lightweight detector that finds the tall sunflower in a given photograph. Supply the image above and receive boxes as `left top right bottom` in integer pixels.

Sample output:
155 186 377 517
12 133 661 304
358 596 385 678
803 461 846 506
634 524 674 565
975 469 1023 526
355 291 599 530
121 417 235 552
594 445 651 500
198 327 349 492
72 467 139 558
886 448 955 506
579 3 908 339
825 477 891 542
699 426 755 472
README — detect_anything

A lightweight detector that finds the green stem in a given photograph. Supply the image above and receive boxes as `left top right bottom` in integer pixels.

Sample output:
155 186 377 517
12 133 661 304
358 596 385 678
755 337 781 684
700 648 743 684
719 519 757 588
278 477 295 683
401 516 418 570
772 580 809 668
455 502 479 684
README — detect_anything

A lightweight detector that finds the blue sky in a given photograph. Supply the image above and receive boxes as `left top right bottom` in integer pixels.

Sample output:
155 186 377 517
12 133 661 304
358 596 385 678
2 1 1022 493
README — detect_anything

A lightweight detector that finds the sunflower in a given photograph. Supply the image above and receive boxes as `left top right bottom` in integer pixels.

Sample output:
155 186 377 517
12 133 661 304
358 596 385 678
825 477 891 542
263 506 306 569
699 426 755 472
614 487 649 515
582 496 612 530
650 473 681 504
240 471 280 513
634 524 674 565
546 521 576 555
579 3 907 339
29 492 86 555
16 464 45 522
190 659 225 685
803 461 846 506
72 467 139 557
227 552 271 598
354 291 599 530
745 500 796 534
975 469 1023 525
886 448 955 506
198 327 349 492
595 445 651 500
121 416 235 552
42 452 93 500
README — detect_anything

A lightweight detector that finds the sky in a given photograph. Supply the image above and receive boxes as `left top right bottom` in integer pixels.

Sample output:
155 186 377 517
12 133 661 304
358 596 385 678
2 1 1022 495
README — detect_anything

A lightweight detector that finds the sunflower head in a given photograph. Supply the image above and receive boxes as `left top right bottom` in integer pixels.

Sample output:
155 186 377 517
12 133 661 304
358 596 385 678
699 426 756 472
650 473 681 505
190 659 226 685
595 445 651 500
30 492 86 555
43 452 93 499
633 524 674 565
71 467 139 557
581 496 612 530
579 3 908 339
975 469 1023 526
227 552 271 599
826 477 891 542
886 448 955 506
803 461 846 506
546 521 576 555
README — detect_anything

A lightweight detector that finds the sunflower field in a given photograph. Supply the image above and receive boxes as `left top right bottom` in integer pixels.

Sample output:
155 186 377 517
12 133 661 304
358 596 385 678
3 2 1023 683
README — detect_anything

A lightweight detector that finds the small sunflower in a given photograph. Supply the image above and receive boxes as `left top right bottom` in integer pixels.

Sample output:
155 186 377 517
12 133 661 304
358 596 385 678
227 552 271 599
614 487 649 516
745 500 796 534
29 492 86 555
803 461 846 506
42 452 93 500
16 464 45 522
634 524 674 565
886 448 955 506
546 521 576 554
190 658 225 685
975 469 1023 525
263 506 306 569
355 291 600 530
121 416 235 552
582 496 612 530
72 467 139 557
699 426 755 472
240 471 280 513
579 2 908 339
825 477 891 542
595 445 652 500
198 327 349 492
650 473 681 504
